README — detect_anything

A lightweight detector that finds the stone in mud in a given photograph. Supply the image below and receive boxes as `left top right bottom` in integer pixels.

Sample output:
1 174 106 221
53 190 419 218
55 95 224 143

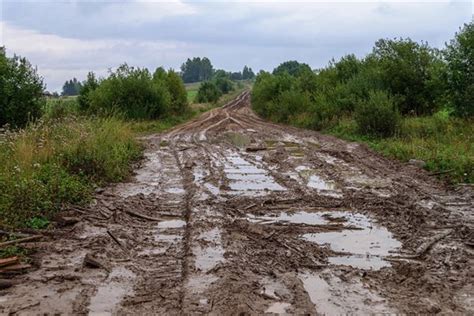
409 159 426 168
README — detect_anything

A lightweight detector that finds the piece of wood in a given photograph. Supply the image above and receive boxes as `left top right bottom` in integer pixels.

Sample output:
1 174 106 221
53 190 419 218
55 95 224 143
245 146 267 152
0 279 14 289
429 169 455 176
107 230 125 249
0 256 18 268
125 210 162 222
0 235 42 248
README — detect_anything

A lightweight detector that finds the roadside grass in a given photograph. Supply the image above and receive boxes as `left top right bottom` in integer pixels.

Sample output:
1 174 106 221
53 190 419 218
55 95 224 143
0 116 142 228
327 114 473 183
185 82 201 103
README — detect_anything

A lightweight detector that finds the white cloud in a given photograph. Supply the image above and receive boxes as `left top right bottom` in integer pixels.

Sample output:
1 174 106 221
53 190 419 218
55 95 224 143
0 21 194 91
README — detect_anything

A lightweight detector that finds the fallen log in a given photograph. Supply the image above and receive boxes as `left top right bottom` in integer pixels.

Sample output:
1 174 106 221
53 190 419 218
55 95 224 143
0 235 42 248
0 256 19 268
245 146 267 152
125 210 162 222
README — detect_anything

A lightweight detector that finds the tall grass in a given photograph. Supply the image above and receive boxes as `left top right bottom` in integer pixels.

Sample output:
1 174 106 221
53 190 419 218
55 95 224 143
328 112 473 183
0 117 142 228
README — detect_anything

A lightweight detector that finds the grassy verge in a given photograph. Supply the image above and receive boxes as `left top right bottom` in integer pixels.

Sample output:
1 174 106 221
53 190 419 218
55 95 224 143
327 114 473 183
0 116 142 228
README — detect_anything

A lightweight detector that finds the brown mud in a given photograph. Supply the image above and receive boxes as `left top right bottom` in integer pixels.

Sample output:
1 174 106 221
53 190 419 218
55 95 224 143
1 91 473 314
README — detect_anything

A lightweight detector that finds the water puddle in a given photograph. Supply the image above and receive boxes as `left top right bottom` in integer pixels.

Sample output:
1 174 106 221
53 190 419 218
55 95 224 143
266 302 291 314
295 166 342 198
302 212 401 270
194 228 225 273
157 220 186 229
89 267 136 315
224 152 285 196
247 211 328 226
299 271 393 314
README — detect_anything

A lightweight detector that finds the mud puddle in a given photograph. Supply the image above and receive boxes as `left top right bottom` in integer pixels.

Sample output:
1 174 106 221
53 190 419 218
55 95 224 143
88 266 136 315
295 166 342 198
302 212 401 270
224 152 285 196
299 270 393 314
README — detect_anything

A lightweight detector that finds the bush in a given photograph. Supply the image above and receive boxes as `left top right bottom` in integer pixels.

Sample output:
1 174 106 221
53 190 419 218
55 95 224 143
445 22 474 117
371 38 443 115
78 72 99 112
165 70 188 114
196 81 222 103
355 90 400 137
273 60 312 76
0 48 45 128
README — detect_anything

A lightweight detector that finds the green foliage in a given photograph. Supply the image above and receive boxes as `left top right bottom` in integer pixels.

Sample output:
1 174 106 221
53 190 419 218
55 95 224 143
26 216 50 229
445 22 474 117
43 97 79 120
196 81 222 103
354 90 400 137
0 48 45 128
273 60 312 76
0 245 28 259
0 117 142 228
164 70 188 114
214 76 234 94
242 66 255 80
329 114 473 183
87 64 170 119
371 38 443 115
78 72 99 112
180 57 214 83
62 78 82 96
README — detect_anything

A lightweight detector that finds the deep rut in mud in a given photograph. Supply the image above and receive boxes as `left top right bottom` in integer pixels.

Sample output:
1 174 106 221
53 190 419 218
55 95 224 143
1 91 473 314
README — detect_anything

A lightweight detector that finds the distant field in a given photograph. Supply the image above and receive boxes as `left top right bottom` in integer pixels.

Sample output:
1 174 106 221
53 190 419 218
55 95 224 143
185 82 201 103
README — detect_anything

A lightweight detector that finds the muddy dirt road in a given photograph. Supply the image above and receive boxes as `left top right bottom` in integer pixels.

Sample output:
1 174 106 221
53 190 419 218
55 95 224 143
1 91 473 314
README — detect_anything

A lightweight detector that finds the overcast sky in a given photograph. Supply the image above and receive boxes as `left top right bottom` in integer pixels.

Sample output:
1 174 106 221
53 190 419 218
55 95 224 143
1 0 472 92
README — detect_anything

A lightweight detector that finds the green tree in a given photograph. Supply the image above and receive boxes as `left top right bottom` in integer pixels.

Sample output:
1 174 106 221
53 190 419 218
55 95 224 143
273 61 312 77
445 22 474 117
61 78 82 96
180 57 214 83
88 64 171 119
78 72 99 112
196 81 221 103
371 38 443 115
0 48 45 128
242 66 255 79
165 70 188 114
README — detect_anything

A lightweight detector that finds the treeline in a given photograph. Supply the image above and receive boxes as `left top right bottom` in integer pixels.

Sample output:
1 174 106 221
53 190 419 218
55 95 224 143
180 57 255 83
252 22 474 137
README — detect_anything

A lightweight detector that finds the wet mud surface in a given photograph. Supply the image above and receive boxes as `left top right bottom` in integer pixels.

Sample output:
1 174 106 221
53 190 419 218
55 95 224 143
1 91 473 314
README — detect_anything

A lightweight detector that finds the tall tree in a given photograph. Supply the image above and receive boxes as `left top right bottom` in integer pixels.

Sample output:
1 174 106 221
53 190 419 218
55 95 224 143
180 57 214 83
242 66 255 79
62 78 82 96
0 47 45 128
445 22 474 117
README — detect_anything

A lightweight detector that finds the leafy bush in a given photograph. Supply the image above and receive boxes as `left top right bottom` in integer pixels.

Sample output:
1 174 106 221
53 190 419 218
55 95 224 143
355 90 400 137
165 70 188 114
78 72 99 112
445 22 474 117
371 38 443 115
196 81 222 103
0 48 45 128
273 60 312 76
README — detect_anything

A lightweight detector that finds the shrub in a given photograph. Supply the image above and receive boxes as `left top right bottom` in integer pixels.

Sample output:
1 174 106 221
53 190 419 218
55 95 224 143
78 72 99 112
273 60 312 76
196 81 222 103
445 22 474 117
88 64 171 119
355 90 400 137
371 38 444 115
165 70 188 114
0 48 45 128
